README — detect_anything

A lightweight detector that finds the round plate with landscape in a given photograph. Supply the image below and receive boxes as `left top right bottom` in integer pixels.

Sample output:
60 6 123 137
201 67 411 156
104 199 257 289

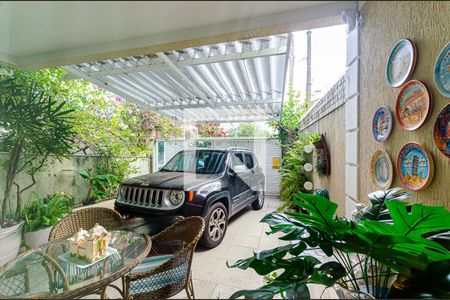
434 42 450 97
387 39 417 88
370 149 393 189
372 106 393 142
397 142 434 191
395 80 431 130
434 103 450 158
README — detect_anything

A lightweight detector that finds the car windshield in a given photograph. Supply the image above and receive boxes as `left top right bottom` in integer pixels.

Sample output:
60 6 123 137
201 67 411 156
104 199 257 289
161 150 226 174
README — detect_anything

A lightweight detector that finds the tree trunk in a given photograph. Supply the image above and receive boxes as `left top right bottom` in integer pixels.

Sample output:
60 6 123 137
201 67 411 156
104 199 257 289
1 139 25 225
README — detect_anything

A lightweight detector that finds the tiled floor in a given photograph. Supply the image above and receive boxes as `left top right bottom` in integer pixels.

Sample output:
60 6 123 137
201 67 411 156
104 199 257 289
90 196 337 299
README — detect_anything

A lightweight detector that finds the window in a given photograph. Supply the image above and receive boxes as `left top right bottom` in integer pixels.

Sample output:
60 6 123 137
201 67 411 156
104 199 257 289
231 153 245 167
244 153 254 169
161 150 226 174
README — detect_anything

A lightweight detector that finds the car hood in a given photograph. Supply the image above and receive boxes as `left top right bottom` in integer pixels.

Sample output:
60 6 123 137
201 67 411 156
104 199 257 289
121 171 222 190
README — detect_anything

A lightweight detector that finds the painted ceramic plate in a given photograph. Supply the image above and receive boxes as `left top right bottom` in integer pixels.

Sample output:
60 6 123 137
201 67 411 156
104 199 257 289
433 104 450 158
372 106 393 142
397 142 434 191
434 42 450 97
387 39 417 88
370 149 393 189
395 80 431 130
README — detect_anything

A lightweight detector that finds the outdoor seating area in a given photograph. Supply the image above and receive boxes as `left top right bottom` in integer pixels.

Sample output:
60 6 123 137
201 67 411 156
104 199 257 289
0 1 449 299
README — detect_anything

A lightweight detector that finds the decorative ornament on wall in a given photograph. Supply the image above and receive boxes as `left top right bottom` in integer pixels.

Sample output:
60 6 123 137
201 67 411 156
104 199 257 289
313 134 330 176
370 149 393 189
304 181 314 191
433 103 450 158
386 39 417 88
434 42 450 97
372 106 393 142
397 142 434 191
395 80 432 131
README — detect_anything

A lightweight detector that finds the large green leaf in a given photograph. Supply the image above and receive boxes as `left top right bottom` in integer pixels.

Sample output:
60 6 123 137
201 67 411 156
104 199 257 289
355 188 410 222
361 201 450 263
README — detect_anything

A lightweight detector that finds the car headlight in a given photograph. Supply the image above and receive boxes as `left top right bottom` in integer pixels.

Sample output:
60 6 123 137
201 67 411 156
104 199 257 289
169 190 185 205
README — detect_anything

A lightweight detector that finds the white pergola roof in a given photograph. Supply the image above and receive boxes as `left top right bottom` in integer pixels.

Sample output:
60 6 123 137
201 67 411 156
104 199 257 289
63 33 291 123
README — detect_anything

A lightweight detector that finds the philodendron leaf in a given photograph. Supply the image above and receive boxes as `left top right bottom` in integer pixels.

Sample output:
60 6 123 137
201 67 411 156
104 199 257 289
361 201 450 264
287 193 337 232
311 261 346 287
229 281 310 299
356 187 410 222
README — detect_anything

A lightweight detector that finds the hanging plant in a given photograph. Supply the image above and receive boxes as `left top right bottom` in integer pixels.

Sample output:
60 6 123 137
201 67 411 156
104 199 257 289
315 154 328 176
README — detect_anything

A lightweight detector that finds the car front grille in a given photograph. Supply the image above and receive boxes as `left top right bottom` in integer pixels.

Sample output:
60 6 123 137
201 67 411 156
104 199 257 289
119 186 165 208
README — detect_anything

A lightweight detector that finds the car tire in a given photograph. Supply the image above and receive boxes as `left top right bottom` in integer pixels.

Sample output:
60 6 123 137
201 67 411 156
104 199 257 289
252 186 264 210
199 202 228 248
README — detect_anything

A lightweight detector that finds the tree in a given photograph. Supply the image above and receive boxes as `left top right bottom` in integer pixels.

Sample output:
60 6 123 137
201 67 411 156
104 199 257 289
196 123 227 138
0 73 75 224
227 123 271 138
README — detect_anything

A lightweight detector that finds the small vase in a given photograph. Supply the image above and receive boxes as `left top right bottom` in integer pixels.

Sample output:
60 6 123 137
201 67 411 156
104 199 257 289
24 226 53 249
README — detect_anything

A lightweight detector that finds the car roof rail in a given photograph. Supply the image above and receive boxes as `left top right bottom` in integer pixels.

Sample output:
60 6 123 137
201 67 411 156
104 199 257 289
226 147 252 152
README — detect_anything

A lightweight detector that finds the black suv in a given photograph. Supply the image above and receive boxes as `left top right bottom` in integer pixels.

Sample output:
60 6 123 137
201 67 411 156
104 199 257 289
115 148 265 248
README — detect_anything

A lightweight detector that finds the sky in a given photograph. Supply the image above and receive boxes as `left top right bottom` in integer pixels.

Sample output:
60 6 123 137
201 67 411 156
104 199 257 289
291 24 347 102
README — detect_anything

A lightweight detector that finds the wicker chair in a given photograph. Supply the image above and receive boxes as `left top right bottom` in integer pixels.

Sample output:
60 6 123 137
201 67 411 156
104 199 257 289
49 207 124 241
123 216 205 299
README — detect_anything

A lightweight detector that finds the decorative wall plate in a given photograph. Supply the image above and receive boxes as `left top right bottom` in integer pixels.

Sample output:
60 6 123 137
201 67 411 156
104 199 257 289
372 106 393 142
434 42 450 97
387 39 417 88
433 104 450 158
370 149 393 189
395 80 431 130
397 142 434 191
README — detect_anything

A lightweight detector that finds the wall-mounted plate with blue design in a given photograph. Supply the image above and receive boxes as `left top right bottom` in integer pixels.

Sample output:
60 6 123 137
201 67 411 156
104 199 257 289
372 106 393 142
370 149 393 189
386 39 417 88
434 42 450 97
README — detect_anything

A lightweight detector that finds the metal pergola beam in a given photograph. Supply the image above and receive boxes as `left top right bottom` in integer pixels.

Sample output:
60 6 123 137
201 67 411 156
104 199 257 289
149 98 282 110
62 65 178 121
85 46 288 77
187 116 278 124
156 52 217 108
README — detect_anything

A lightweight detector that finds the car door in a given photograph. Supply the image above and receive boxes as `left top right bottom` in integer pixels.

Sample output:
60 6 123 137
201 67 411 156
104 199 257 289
228 152 250 209
243 152 258 202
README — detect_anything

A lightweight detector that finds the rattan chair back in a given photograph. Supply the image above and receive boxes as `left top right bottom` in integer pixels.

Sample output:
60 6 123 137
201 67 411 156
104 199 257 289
49 207 123 241
124 216 205 299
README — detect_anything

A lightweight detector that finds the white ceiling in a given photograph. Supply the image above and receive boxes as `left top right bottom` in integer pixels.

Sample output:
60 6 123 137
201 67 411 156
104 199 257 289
0 1 355 69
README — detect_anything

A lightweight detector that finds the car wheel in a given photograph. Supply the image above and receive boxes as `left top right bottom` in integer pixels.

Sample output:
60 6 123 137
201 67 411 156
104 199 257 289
252 186 264 210
199 202 228 248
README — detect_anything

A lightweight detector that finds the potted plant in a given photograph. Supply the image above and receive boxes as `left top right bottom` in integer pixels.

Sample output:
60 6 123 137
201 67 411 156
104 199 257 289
21 192 74 249
228 188 450 299
0 68 75 265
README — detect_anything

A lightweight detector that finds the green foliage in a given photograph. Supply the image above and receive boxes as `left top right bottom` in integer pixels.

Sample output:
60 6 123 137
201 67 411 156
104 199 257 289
229 189 450 299
278 132 320 209
314 154 328 177
227 123 271 138
268 86 310 149
0 70 75 224
76 169 119 205
21 192 74 232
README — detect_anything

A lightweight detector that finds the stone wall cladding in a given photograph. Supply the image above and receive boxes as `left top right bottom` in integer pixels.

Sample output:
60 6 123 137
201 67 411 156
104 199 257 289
299 75 346 132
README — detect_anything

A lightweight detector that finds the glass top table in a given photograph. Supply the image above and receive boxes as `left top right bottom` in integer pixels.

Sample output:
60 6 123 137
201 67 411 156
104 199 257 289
0 230 152 298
